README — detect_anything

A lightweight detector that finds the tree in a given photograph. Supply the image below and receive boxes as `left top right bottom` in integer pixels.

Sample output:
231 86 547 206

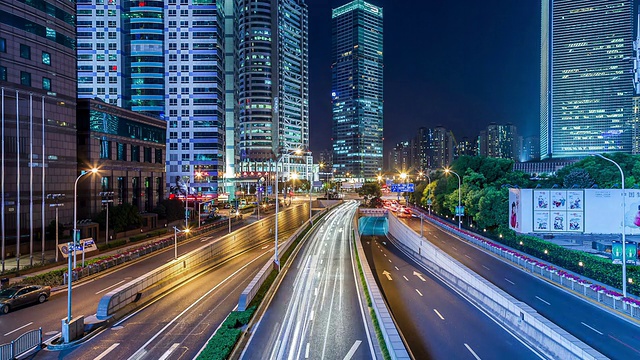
562 168 594 189
152 199 185 221
475 187 508 230
357 182 382 207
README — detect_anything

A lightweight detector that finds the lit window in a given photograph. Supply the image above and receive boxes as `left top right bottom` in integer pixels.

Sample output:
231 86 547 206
20 71 31 86
42 51 51 65
42 77 51 91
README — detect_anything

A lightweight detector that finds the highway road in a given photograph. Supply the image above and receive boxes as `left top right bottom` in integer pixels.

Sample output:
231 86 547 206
241 201 376 360
400 213 640 359
0 215 296 359
362 234 544 360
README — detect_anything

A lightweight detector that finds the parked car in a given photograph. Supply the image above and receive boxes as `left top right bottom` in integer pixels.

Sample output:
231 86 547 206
0 285 51 314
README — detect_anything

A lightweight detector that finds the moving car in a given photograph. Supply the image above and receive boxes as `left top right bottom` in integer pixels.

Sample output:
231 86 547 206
0 285 51 314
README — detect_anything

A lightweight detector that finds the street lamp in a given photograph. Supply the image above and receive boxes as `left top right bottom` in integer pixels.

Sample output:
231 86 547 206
592 153 627 297
399 172 407 203
173 226 190 260
275 148 302 271
423 172 432 216
46 194 65 263
444 168 462 229
64 167 97 343
100 191 114 246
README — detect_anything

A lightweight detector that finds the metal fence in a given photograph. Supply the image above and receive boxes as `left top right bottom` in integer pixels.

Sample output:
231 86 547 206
0 328 42 360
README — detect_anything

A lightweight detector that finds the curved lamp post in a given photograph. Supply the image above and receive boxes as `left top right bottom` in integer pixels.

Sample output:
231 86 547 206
444 168 462 229
274 148 302 271
592 153 627 297
64 167 98 343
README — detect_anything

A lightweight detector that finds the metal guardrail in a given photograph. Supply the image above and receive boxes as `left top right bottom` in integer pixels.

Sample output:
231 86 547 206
0 328 42 360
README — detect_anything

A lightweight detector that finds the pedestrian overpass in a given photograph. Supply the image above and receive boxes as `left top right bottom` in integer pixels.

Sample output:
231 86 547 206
358 208 388 236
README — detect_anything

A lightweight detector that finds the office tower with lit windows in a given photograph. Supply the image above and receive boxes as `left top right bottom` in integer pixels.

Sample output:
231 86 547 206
76 0 225 196
233 0 311 182
478 123 519 160
540 0 638 159
331 0 383 180
1 0 78 268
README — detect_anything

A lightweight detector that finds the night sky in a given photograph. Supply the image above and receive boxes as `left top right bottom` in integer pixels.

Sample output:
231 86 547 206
307 0 541 155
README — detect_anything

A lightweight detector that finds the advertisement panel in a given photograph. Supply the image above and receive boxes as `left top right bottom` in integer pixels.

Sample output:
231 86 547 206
57 238 98 259
551 211 566 231
551 191 567 211
534 190 549 210
508 189 522 232
534 211 550 231
567 191 584 210
567 211 583 232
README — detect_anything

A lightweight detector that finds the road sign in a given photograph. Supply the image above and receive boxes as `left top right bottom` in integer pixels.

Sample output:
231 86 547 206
390 183 415 193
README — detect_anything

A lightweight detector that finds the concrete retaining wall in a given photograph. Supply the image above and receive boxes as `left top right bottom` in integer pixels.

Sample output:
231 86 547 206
96 203 309 320
387 214 606 360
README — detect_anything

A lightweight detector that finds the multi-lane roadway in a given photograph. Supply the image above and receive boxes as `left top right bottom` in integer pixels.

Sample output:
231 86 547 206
394 213 640 359
242 201 376 360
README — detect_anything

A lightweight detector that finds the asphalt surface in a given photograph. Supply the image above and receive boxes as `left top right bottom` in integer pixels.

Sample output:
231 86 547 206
399 214 640 359
241 201 375 360
362 235 544 360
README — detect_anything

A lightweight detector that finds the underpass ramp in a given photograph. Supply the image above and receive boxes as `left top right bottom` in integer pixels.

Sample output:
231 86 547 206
358 215 388 236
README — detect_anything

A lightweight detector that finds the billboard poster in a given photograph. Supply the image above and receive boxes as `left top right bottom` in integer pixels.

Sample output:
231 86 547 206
508 189 522 232
612 241 623 263
567 211 583 232
551 211 566 231
625 197 640 230
567 191 584 210
534 190 549 210
551 191 567 211
534 211 550 231
626 242 638 262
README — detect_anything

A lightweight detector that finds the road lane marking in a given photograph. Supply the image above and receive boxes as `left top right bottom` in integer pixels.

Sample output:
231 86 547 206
403 275 409 281
382 270 392 280
309 310 314 321
95 280 126 294
315 287 318 296
4 322 33 336
383 253 387 257
464 343 481 360
581 322 603 335
465 254 471 259
433 309 444 320
158 343 180 360
388 259 392 263
95 343 120 360
451 246 457 251
413 271 426 282
395 266 399 270
505 278 515 285
415 289 423 297
535 296 550 305
343 340 362 360
482 265 490 271
261 245 269 249
305 342 310 358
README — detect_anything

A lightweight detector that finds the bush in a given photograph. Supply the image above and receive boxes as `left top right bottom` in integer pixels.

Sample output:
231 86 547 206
195 307 256 360
97 239 127 251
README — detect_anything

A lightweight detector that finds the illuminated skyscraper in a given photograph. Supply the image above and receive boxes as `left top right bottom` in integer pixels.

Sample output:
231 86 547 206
331 0 383 180
77 0 225 196
540 0 638 159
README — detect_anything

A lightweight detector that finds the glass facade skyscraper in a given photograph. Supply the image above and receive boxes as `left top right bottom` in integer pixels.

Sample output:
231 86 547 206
541 0 637 159
77 0 225 196
331 0 383 180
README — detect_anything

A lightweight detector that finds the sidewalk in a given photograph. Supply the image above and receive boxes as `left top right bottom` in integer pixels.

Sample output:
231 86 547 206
2 219 196 287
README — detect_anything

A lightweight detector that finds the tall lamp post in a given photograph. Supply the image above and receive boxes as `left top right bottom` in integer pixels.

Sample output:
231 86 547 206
173 226 190 260
274 148 302 270
64 167 98 343
46 194 65 263
592 153 627 297
444 168 462 229
399 172 407 204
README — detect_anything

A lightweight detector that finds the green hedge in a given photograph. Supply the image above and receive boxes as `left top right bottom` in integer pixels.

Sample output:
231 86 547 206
485 227 639 295
97 239 127 251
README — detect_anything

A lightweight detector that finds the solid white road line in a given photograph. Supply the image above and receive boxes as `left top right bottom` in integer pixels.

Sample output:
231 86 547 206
415 289 423 297
305 343 310 359
4 322 33 336
581 322 603 335
343 340 362 360
95 343 120 360
535 296 550 305
95 280 126 294
464 343 481 360
505 278 515 285
158 343 180 360
433 309 444 320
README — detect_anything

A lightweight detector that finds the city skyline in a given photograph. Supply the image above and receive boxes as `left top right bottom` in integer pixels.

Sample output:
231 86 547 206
308 0 541 155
